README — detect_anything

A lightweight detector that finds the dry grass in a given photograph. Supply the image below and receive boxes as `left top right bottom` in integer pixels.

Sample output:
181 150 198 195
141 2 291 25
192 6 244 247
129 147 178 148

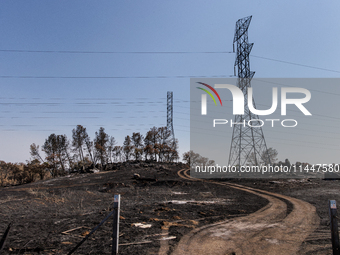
28 188 66 204
26 188 102 216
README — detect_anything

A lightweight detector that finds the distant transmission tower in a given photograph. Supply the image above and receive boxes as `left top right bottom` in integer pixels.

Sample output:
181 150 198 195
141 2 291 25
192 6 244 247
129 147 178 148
228 16 270 166
167 91 175 145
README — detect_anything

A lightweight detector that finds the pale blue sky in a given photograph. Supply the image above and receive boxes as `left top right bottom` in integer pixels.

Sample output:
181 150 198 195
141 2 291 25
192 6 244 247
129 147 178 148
1 0 340 163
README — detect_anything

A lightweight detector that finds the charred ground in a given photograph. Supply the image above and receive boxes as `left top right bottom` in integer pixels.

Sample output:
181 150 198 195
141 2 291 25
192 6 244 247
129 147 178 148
0 162 267 255
0 163 338 254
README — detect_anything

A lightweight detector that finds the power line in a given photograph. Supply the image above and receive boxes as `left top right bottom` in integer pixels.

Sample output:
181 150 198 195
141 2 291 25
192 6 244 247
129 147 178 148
0 49 235 54
0 75 235 79
1 95 339 124
252 78 340 97
176 128 340 152
251 55 340 74
1 48 339 74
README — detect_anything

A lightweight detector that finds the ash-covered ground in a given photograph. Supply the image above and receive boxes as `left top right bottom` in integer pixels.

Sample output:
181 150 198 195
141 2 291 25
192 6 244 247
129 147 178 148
0 162 338 254
0 163 266 255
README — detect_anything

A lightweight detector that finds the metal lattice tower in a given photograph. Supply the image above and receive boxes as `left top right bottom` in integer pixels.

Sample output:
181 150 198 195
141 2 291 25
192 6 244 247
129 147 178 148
228 16 270 166
167 91 175 144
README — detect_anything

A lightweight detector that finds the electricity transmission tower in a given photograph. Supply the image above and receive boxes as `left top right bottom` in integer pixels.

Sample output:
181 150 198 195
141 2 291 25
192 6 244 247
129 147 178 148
167 91 175 145
228 16 270 166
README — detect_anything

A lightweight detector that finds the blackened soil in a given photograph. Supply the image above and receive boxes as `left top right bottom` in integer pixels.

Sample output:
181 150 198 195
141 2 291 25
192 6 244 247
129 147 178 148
0 163 267 255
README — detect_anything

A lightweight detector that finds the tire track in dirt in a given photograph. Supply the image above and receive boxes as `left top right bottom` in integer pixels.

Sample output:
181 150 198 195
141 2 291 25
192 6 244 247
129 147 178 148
170 169 319 255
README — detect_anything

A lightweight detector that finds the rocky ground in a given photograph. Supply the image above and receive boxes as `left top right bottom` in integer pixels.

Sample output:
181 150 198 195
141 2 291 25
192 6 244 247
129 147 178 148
0 162 339 254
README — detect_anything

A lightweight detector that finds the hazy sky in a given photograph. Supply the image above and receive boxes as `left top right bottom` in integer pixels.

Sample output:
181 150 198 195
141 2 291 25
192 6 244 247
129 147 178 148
1 1 340 164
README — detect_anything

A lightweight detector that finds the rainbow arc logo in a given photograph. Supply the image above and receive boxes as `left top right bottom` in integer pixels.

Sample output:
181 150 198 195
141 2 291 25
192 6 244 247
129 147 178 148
196 82 222 115
196 82 222 106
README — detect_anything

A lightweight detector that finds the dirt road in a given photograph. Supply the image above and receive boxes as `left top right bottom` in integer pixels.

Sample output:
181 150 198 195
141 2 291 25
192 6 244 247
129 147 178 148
171 169 320 255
